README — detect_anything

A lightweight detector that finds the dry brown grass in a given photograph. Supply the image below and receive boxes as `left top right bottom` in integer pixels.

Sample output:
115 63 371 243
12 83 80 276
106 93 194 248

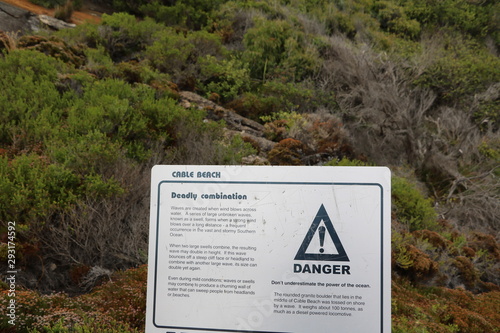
316 35 499 234
54 0 74 22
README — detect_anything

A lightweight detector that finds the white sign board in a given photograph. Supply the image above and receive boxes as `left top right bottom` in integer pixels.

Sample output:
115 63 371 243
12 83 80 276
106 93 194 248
146 165 391 333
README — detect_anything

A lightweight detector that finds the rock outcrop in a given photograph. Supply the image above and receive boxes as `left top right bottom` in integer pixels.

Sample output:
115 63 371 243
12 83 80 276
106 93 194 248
0 1 75 35
0 1 39 33
179 91 276 155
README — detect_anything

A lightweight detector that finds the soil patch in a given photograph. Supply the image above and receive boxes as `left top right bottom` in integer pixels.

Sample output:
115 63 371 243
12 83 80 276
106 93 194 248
0 0 109 26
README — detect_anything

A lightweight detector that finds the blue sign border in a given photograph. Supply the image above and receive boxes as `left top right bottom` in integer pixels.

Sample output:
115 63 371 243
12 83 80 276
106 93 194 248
152 180 385 333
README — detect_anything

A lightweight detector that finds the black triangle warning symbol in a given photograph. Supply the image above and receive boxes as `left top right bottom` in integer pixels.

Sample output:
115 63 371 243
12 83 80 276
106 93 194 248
294 204 349 261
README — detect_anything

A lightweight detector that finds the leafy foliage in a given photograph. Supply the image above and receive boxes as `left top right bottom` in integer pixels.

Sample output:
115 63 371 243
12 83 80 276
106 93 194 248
1 0 500 331
392 176 438 231
0 49 68 145
392 279 500 333
372 0 421 39
197 55 250 102
242 17 322 82
144 27 227 89
228 80 320 120
30 0 67 8
0 45 252 294
400 0 498 40
0 266 147 332
0 155 79 223
325 157 371 167
94 13 164 62
138 0 227 30
413 32 500 103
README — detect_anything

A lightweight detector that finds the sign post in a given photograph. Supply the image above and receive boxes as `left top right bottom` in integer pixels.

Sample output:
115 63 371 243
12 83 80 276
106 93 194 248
146 165 391 332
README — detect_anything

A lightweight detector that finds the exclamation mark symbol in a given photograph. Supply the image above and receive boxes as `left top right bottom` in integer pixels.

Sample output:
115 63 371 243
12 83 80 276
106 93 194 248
319 226 326 253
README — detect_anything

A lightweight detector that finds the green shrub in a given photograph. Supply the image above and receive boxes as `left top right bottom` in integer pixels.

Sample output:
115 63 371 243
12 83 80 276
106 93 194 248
220 134 256 164
145 28 225 89
325 157 371 166
372 1 421 39
0 266 147 332
0 154 79 223
54 20 100 47
51 77 195 163
392 176 438 231
242 17 321 82
29 0 66 9
197 55 250 102
478 139 500 162
138 0 227 30
0 44 242 268
402 0 496 39
48 131 125 175
414 32 500 102
0 50 70 145
82 46 117 78
473 97 500 132
92 13 164 61
260 110 305 128
297 0 380 38
82 173 125 198
112 0 226 28
228 80 318 120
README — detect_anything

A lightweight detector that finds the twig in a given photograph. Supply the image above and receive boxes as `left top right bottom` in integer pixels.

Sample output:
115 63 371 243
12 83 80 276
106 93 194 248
446 166 499 201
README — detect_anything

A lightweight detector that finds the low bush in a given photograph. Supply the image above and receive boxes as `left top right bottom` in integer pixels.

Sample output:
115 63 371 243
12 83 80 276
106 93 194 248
219 134 257 164
325 157 370 167
392 278 500 333
29 0 66 9
413 32 500 103
268 138 308 165
227 80 319 120
402 0 497 40
54 1 74 23
0 266 147 332
0 154 79 224
392 176 438 231
0 49 74 155
197 55 250 103
0 44 257 294
84 13 164 62
372 0 421 39
139 0 227 30
242 17 322 82
145 28 226 90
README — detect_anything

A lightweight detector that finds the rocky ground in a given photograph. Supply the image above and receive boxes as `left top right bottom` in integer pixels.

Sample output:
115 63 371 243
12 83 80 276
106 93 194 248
0 0 104 35
0 2 37 33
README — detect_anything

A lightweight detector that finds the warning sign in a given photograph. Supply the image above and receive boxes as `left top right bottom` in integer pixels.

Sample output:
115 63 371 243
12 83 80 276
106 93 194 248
294 204 349 261
146 166 391 333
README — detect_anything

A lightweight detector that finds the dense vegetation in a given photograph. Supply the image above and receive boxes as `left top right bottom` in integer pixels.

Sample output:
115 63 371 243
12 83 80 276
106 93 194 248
0 0 499 332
